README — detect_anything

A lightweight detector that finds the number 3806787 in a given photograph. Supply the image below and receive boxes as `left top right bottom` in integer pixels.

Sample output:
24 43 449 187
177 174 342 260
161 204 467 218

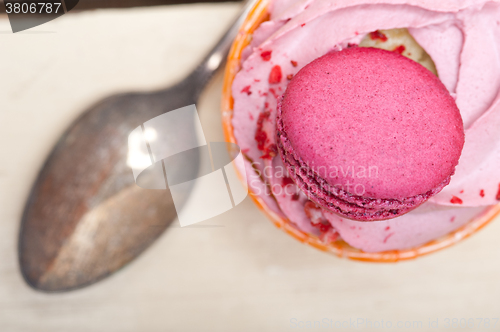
5 2 62 14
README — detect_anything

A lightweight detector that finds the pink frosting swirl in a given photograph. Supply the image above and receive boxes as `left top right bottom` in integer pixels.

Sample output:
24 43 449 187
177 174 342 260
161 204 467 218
231 0 500 251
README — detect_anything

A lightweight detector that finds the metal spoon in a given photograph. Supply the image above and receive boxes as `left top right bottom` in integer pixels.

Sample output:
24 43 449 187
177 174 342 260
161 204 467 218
19 0 255 292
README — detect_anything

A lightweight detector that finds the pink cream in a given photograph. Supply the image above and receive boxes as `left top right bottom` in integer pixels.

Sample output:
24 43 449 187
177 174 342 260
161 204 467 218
231 0 500 252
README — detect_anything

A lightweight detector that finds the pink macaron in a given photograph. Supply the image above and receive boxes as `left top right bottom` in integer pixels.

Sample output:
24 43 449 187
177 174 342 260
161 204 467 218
276 47 465 221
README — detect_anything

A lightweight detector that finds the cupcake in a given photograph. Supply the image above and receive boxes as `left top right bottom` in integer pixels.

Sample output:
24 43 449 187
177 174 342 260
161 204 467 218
222 0 500 261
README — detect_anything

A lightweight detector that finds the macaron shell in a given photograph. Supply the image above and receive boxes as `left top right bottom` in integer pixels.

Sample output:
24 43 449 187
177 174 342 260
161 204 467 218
280 47 464 200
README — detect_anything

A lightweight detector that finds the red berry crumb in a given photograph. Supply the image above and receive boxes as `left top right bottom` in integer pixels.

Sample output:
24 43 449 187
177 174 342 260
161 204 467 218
287 74 294 80
480 189 485 198
304 201 327 226
320 228 339 243
383 233 394 243
290 60 298 67
255 131 267 151
268 65 282 84
304 201 338 244
393 45 406 54
450 196 463 204
241 85 251 95
269 88 279 99
370 30 388 42
254 111 270 151
282 176 295 187
260 50 272 61
459 190 464 194
300 23 306 27
496 183 500 201
260 143 277 159
291 193 300 201
316 223 331 233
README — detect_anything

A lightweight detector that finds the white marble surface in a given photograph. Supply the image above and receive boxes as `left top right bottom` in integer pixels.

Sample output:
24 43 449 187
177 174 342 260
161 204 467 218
0 3 499 331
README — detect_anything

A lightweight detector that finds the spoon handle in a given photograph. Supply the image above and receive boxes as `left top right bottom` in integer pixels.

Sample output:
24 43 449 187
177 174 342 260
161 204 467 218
187 0 257 98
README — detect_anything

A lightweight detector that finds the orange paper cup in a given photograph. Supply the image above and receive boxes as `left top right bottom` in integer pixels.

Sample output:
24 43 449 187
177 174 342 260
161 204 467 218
221 0 500 262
